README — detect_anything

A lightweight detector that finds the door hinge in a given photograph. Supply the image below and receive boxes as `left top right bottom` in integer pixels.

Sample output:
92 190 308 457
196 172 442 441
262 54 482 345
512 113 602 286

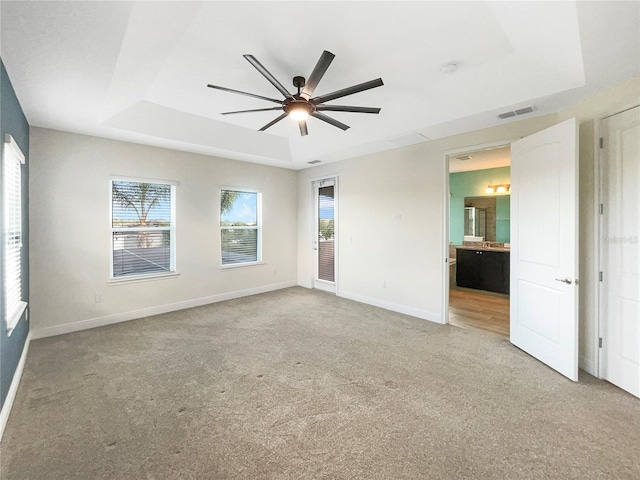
599 137 604 149
599 271 603 282
599 203 604 215
599 337 603 348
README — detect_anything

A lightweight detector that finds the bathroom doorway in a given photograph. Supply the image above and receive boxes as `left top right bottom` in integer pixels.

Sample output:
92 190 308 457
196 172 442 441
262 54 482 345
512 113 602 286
446 145 511 338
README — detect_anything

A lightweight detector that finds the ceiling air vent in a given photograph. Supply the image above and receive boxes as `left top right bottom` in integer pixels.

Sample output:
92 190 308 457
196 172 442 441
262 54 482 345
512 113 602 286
515 106 534 115
498 105 535 120
307 160 321 164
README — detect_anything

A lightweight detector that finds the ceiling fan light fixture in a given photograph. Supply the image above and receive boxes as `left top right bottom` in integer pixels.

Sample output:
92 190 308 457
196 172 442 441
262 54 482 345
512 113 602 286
289 107 309 122
285 99 314 122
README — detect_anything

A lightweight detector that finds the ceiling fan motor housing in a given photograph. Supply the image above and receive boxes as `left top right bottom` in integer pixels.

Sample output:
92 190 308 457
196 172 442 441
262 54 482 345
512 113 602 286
284 98 315 116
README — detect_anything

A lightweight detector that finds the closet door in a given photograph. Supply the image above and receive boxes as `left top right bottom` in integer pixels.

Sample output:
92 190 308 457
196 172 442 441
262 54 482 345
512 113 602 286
600 105 640 398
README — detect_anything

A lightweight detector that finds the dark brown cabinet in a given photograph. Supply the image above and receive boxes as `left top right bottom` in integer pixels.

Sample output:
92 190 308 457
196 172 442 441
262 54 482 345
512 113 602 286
456 248 510 294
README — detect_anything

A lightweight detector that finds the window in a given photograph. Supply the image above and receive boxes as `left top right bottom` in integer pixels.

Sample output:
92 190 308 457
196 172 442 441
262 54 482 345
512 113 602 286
3 134 27 333
111 179 176 279
316 181 335 283
220 189 261 266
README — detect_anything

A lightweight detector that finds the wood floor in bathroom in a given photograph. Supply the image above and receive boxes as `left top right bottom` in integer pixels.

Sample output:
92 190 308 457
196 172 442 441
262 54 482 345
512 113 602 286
449 287 510 338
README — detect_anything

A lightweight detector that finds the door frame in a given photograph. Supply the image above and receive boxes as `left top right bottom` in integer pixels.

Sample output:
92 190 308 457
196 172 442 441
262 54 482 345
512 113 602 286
442 139 516 325
595 102 640 379
311 174 339 293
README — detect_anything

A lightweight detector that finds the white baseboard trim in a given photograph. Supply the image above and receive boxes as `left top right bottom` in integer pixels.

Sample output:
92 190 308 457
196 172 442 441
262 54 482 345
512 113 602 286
0 331 32 442
579 355 596 376
337 290 442 324
31 281 297 340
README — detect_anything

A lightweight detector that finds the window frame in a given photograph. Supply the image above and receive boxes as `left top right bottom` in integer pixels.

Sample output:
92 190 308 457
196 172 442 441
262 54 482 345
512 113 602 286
220 188 262 269
109 176 177 282
3 134 27 335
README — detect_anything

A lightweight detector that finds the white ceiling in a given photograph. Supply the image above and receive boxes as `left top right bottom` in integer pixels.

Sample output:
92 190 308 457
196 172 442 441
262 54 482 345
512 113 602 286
1 1 638 170
449 145 511 173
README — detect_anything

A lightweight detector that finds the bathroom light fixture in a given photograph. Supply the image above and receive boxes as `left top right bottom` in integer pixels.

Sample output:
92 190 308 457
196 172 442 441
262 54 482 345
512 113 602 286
485 184 511 194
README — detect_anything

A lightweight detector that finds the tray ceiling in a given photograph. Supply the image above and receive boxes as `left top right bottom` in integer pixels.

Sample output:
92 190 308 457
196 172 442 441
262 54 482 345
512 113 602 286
1 1 638 169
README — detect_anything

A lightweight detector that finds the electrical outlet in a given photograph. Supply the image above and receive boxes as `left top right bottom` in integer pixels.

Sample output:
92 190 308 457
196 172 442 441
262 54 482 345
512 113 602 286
95 293 103 303
382 280 386 288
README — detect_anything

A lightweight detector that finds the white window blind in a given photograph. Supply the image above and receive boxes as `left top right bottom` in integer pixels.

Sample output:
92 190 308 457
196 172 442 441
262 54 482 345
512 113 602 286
111 180 176 279
3 134 27 332
221 189 261 266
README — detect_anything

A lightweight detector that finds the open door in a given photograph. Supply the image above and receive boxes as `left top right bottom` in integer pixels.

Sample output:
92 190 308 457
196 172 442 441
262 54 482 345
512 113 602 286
510 118 579 381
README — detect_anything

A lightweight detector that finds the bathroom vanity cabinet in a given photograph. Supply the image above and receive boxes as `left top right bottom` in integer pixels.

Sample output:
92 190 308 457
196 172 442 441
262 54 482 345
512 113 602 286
456 248 510 294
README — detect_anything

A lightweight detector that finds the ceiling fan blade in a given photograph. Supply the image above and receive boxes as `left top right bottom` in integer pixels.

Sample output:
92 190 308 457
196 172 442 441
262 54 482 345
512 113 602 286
312 78 384 105
207 84 283 104
315 105 381 114
299 120 308 136
301 50 335 100
243 55 294 99
311 112 350 131
222 107 284 115
258 113 288 131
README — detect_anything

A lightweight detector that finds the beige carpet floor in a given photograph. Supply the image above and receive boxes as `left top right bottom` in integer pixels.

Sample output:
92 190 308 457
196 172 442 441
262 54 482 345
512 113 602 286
1 287 639 479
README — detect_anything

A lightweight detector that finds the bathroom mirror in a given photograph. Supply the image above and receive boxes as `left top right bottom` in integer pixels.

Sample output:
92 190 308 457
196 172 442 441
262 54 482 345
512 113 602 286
464 196 510 242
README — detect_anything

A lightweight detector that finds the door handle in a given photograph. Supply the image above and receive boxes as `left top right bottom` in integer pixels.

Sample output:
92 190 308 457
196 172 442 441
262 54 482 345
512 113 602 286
555 277 573 285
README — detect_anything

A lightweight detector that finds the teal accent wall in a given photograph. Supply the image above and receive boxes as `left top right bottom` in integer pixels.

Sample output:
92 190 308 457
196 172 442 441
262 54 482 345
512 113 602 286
450 166 510 245
1 59 30 409
496 195 511 243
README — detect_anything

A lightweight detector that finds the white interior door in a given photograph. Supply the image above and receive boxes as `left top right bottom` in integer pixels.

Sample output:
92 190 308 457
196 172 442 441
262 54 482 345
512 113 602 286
600 106 640 398
313 179 336 292
510 118 579 381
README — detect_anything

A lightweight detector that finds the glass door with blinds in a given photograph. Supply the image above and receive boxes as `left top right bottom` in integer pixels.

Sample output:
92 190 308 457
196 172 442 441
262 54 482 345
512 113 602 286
314 178 336 292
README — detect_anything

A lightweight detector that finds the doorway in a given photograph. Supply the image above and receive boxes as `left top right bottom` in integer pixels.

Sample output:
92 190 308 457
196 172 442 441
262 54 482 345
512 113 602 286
445 120 580 381
446 145 511 338
313 178 337 293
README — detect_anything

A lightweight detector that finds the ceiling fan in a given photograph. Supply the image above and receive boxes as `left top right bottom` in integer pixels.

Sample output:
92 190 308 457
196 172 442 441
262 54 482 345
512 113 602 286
207 50 383 136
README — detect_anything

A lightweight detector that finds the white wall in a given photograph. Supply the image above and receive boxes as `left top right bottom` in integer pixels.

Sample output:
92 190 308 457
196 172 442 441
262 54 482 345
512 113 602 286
28 76 639 373
29 128 298 337
297 76 640 374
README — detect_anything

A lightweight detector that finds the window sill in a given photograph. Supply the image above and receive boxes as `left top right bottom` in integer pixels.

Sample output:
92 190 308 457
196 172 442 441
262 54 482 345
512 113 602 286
109 272 180 286
6 301 28 337
220 261 265 271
